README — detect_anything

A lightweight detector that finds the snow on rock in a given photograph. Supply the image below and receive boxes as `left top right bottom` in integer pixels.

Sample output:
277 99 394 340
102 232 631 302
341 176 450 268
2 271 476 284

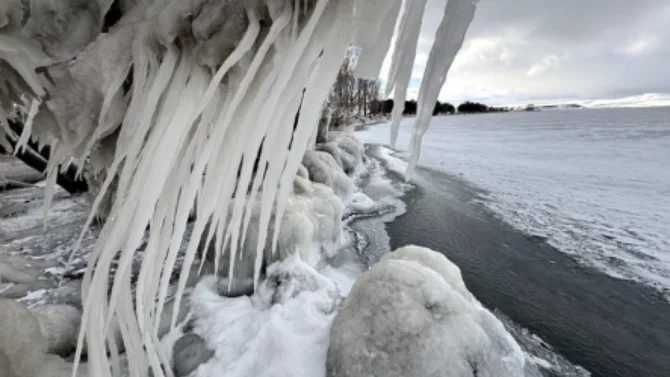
327 245 525 377
317 132 366 178
30 304 82 357
302 150 354 204
381 245 474 302
0 299 88 377
204 175 343 292
188 256 341 377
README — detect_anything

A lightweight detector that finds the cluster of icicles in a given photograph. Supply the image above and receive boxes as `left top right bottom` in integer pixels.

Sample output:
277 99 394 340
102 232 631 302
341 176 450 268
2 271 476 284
0 0 478 376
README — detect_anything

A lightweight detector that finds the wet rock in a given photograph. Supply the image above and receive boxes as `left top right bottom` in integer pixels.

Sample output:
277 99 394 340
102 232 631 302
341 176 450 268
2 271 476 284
172 333 214 377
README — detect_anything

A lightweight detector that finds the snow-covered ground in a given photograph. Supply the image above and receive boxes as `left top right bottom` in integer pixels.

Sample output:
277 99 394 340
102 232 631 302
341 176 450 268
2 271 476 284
358 107 670 299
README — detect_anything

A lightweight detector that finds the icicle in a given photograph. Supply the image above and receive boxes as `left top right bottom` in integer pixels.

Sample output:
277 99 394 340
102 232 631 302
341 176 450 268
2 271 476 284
352 0 402 79
386 0 428 148
13 98 39 153
406 0 478 178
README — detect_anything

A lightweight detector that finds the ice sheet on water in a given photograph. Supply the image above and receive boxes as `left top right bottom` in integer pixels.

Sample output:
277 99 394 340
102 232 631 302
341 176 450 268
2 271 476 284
358 110 670 299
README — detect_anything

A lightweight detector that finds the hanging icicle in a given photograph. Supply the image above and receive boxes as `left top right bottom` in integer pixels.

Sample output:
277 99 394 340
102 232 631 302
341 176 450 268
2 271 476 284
406 0 479 177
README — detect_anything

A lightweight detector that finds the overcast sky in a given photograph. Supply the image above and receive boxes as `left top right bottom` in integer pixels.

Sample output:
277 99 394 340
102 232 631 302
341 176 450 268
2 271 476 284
381 0 670 105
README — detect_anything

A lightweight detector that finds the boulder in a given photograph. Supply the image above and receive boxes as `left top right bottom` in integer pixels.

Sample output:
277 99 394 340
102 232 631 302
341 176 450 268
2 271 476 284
326 246 525 377
0 299 49 377
31 304 82 357
172 333 214 377
302 150 354 204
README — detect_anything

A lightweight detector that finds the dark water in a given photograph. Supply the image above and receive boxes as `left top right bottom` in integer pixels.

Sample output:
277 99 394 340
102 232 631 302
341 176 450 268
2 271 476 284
367 146 670 377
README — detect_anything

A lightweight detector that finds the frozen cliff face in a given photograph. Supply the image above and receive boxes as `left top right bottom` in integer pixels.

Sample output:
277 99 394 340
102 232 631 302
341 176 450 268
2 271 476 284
327 245 525 377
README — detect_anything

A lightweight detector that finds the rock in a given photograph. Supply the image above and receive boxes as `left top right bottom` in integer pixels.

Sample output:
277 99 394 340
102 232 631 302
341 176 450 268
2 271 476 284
0 279 56 299
381 245 474 302
202 176 343 288
326 246 525 377
0 260 39 284
302 150 354 204
0 298 50 377
31 304 82 357
172 333 214 377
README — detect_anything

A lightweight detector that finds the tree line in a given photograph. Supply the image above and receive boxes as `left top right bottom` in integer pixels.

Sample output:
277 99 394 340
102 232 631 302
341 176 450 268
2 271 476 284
369 99 509 116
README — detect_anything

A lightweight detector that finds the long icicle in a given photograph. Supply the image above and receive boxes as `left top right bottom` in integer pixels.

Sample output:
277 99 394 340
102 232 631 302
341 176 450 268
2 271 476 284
406 0 478 177
386 0 428 148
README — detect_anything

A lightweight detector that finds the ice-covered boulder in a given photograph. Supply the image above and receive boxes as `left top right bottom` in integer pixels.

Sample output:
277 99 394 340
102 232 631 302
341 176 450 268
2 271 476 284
0 299 88 377
302 150 354 204
0 298 49 377
326 246 525 377
316 132 365 178
187 256 340 377
327 132 365 175
203 176 343 294
380 245 473 302
31 304 82 357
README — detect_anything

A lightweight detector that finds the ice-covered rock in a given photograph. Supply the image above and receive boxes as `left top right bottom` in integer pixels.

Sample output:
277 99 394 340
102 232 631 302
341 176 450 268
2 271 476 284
327 132 365 176
31 304 81 357
204 176 343 290
188 256 340 377
0 299 88 377
381 245 473 302
316 131 366 179
326 246 525 377
302 150 354 204
172 333 214 377
0 298 49 377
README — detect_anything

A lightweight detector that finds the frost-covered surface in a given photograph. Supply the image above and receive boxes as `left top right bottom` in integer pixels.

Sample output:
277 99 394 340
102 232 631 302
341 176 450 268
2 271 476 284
358 108 670 299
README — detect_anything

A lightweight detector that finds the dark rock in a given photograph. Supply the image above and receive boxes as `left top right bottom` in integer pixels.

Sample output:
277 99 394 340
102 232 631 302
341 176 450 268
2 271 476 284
173 333 214 377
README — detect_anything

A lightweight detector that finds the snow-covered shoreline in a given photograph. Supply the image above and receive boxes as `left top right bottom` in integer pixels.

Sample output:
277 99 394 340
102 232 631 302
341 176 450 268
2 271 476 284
2 131 534 377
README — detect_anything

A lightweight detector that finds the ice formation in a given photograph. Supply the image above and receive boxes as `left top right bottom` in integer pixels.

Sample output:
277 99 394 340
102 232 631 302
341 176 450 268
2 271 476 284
0 1 479 376
327 246 525 377
302 150 354 203
201 173 344 292
187 257 341 377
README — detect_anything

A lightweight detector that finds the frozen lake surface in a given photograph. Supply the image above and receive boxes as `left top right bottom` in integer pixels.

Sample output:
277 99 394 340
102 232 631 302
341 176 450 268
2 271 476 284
358 107 670 298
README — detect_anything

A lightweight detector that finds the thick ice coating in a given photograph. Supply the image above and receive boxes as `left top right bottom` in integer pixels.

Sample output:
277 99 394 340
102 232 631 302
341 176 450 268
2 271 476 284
327 245 525 377
0 1 479 376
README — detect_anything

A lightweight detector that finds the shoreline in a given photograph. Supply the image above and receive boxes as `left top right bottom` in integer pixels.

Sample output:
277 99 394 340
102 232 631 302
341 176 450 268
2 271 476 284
367 145 670 377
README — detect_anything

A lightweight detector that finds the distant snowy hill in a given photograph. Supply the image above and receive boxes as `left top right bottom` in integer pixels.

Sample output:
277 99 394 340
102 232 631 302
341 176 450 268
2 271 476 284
500 93 670 110
579 93 670 108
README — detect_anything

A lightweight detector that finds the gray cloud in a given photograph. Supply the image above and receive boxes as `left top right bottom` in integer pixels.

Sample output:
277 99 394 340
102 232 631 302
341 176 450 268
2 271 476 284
386 0 670 105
